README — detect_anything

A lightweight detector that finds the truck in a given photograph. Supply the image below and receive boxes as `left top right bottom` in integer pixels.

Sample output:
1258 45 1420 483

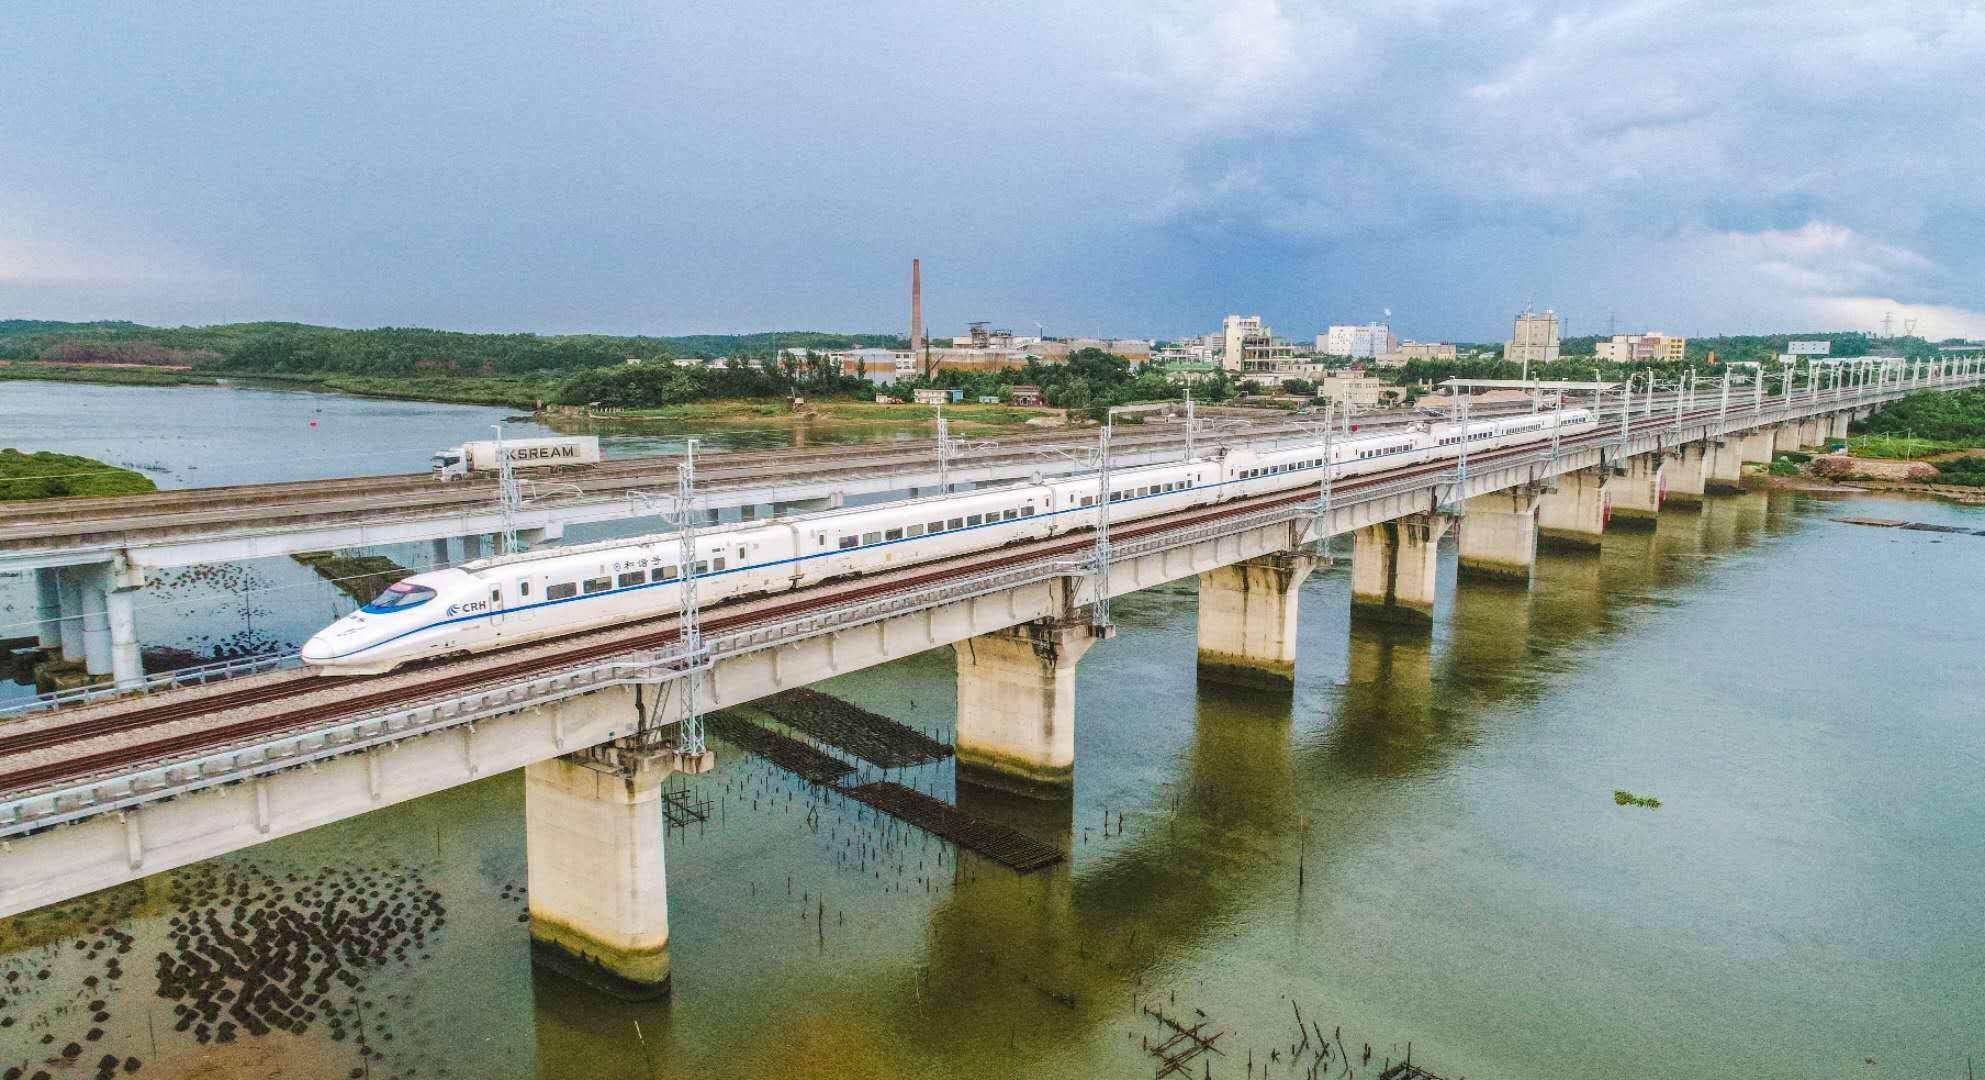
431 435 602 480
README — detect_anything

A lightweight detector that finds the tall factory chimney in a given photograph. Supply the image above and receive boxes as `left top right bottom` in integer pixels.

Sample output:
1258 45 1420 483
909 258 924 354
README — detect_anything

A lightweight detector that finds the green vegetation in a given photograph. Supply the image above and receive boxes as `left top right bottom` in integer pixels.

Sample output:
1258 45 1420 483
1854 386 1985 443
0 362 217 388
1846 434 1966 460
1767 459 1804 477
1931 455 1985 487
293 551 409 604
551 358 875 408
1613 789 1662 809
900 348 1225 418
0 449 157 501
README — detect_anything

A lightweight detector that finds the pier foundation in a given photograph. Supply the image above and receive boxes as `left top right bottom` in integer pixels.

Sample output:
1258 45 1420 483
1537 467 1610 548
954 618 1098 795
1195 551 1315 690
525 752 673 1000
1609 455 1666 527
1350 513 1448 627
1457 489 1540 582
1736 429 1776 467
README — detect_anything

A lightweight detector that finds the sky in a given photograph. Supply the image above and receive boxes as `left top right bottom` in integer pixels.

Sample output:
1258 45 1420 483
4 0 1984 343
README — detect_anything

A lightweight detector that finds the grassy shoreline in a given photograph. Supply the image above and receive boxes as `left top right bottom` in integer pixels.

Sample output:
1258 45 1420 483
0 448 157 501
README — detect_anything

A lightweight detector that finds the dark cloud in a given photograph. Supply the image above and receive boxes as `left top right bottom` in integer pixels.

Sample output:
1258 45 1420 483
2 0 1981 340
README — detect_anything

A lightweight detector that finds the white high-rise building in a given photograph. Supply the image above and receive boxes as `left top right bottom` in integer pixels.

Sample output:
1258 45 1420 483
1319 323 1395 359
1221 314 1268 371
1507 309 1561 367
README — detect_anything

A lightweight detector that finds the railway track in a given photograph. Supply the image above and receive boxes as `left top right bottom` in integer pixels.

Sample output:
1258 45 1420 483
0 407 1701 797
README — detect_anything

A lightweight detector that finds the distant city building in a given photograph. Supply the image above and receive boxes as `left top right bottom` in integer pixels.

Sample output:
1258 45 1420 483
1008 384 1044 406
1211 314 1300 372
1374 341 1456 367
831 348 913 384
1315 369 1386 408
913 387 963 405
1319 323 1396 359
1595 332 1687 364
1506 308 1562 367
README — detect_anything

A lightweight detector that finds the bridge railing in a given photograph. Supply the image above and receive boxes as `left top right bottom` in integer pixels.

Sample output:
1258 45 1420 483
0 651 302 719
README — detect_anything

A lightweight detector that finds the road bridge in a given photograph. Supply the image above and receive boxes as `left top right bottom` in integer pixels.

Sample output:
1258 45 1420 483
0 363 1977 998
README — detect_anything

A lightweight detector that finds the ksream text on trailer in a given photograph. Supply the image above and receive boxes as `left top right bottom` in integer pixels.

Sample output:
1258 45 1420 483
431 436 602 480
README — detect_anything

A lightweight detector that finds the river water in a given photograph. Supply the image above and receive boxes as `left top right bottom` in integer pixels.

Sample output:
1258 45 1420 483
2 383 1982 1078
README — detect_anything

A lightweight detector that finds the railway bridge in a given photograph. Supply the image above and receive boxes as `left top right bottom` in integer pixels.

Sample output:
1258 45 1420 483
0 362 1978 999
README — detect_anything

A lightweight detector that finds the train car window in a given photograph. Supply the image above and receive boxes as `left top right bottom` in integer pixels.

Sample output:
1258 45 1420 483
907 524 925 537
861 531 881 545
711 557 726 572
1021 505 1035 517
967 514 984 526
654 566 677 582
583 577 611 594
1003 508 1019 520
361 582 436 613
519 581 531 597
885 528 903 541
1080 496 1094 507
927 521 945 534
618 571 644 588
948 517 963 529
547 582 578 600
839 536 858 550
691 560 710 576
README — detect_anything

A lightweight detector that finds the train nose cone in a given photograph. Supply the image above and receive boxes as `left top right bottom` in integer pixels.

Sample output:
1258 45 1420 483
300 632 335 664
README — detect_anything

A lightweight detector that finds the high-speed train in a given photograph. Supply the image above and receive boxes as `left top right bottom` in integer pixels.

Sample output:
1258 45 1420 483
301 409 1593 674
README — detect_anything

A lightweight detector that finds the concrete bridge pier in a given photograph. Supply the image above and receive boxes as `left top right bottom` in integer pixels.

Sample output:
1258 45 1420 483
32 567 63 650
1736 429 1776 468
1195 550 1316 690
1350 513 1449 626
1664 444 1710 507
1456 489 1539 582
430 537 451 567
78 567 113 677
1772 422 1806 454
775 493 845 515
102 561 146 689
954 618 1099 796
55 566 85 662
1828 413 1851 441
1537 467 1610 548
463 533 486 561
525 749 675 1000
1703 438 1745 493
1609 455 1666 527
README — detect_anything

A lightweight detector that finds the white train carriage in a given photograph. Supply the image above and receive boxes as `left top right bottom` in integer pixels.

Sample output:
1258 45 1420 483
302 406 1602 675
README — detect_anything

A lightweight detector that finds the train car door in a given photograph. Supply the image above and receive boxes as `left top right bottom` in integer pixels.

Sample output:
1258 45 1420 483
487 584 506 627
